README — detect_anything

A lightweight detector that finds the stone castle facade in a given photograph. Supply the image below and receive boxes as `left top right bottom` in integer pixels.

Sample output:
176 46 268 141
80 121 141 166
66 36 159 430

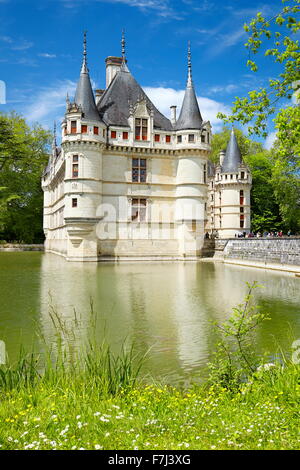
42 34 252 262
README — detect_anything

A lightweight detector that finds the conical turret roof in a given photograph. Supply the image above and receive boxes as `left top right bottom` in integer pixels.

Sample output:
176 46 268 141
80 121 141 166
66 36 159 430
221 128 242 173
74 32 100 122
176 43 202 130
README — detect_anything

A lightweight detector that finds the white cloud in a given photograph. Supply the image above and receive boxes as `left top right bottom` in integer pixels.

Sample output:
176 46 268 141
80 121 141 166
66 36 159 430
0 35 13 43
38 53 57 58
11 39 34 51
143 86 230 131
208 28 246 57
23 80 77 125
207 84 238 95
61 0 179 18
264 131 277 150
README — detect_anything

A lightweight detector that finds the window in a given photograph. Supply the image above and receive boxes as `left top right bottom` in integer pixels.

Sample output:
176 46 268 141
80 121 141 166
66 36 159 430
81 125 87 134
123 131 128 140
71 121 77 134
103 129 106 138
240 207 244 213
166 135 171 143
135 118 148 141
201 133 205 143
131 198 147 222
72 163 78 178
188 134 195 143
211 194 214 201
240 219 244 228
73 155 78 162
72 198 78 208
241 171 245 179
132 158 147 183
94 126 99 135
240 190 244 205
154 134 160 142
177 135 182 143
111 130 117 139
207 132 210 144
203 163 207 183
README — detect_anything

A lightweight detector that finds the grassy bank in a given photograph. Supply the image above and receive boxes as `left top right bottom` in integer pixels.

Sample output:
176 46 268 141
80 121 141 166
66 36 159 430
0 359 299 450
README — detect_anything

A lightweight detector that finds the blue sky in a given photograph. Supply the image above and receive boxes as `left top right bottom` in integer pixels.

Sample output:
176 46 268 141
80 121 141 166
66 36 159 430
0 0 287 148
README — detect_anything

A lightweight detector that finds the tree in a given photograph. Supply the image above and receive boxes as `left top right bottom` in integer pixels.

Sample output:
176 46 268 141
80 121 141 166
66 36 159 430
217 0 300 231
0 112 51 243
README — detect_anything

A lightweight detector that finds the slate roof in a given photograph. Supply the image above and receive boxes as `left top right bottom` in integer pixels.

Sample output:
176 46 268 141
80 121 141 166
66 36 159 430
74 35 101 122
175 77 202 130
97 64 173 131
221 128 242 173
74 69 101 122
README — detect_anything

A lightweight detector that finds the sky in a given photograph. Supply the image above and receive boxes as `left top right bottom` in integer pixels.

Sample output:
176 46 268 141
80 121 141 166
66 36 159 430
0 0 288 148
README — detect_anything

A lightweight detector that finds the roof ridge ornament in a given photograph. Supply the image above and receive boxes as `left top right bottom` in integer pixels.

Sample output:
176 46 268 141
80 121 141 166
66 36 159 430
52 121 57 148
121 29 126 63
81 30 88 74
187 41 193 88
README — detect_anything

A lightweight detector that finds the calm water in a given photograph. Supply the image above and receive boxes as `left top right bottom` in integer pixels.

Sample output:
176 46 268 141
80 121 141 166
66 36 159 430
0 252 300 384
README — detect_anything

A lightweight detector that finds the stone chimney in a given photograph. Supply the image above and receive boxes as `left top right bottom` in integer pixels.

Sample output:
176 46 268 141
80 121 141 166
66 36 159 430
95 89 105 105
219 149 226 166
105 56 123 88
170 105 177 125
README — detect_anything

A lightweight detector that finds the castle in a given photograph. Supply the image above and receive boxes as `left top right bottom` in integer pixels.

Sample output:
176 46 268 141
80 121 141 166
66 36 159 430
42 34 252 262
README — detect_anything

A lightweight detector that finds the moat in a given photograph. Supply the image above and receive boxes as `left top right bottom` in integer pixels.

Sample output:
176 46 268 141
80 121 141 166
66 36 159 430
0 252 299 384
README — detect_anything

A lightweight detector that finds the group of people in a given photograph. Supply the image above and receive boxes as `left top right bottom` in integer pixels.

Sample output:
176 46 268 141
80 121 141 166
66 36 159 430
235 230 293 238
204 230 294 239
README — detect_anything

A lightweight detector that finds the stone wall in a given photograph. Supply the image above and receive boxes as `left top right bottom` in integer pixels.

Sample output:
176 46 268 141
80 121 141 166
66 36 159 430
0 244 44 252
213 238 300 268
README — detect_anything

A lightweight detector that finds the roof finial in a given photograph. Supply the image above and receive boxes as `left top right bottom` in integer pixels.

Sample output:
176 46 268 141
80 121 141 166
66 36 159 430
81 30 88 74
121 29 126 62
53 121 57 145
187 41 192 87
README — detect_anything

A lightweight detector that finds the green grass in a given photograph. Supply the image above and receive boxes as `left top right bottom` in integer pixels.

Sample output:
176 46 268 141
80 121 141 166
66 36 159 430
0 359 299 450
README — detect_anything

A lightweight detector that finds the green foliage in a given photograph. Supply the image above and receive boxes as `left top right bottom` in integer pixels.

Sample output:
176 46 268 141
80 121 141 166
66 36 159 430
208 282 270 391
216 0 300 231
0 112 51 243
217 0 300 138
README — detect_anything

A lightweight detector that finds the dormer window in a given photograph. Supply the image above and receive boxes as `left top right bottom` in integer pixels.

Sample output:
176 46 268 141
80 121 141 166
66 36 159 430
201 133 205 143
111 130 117 139
166 135 171 143
177 135 182 143
94 126 99 135
154 134 160 142
81 125 87 134
135 118 148 141
188 134 195 143
123 131 128 140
